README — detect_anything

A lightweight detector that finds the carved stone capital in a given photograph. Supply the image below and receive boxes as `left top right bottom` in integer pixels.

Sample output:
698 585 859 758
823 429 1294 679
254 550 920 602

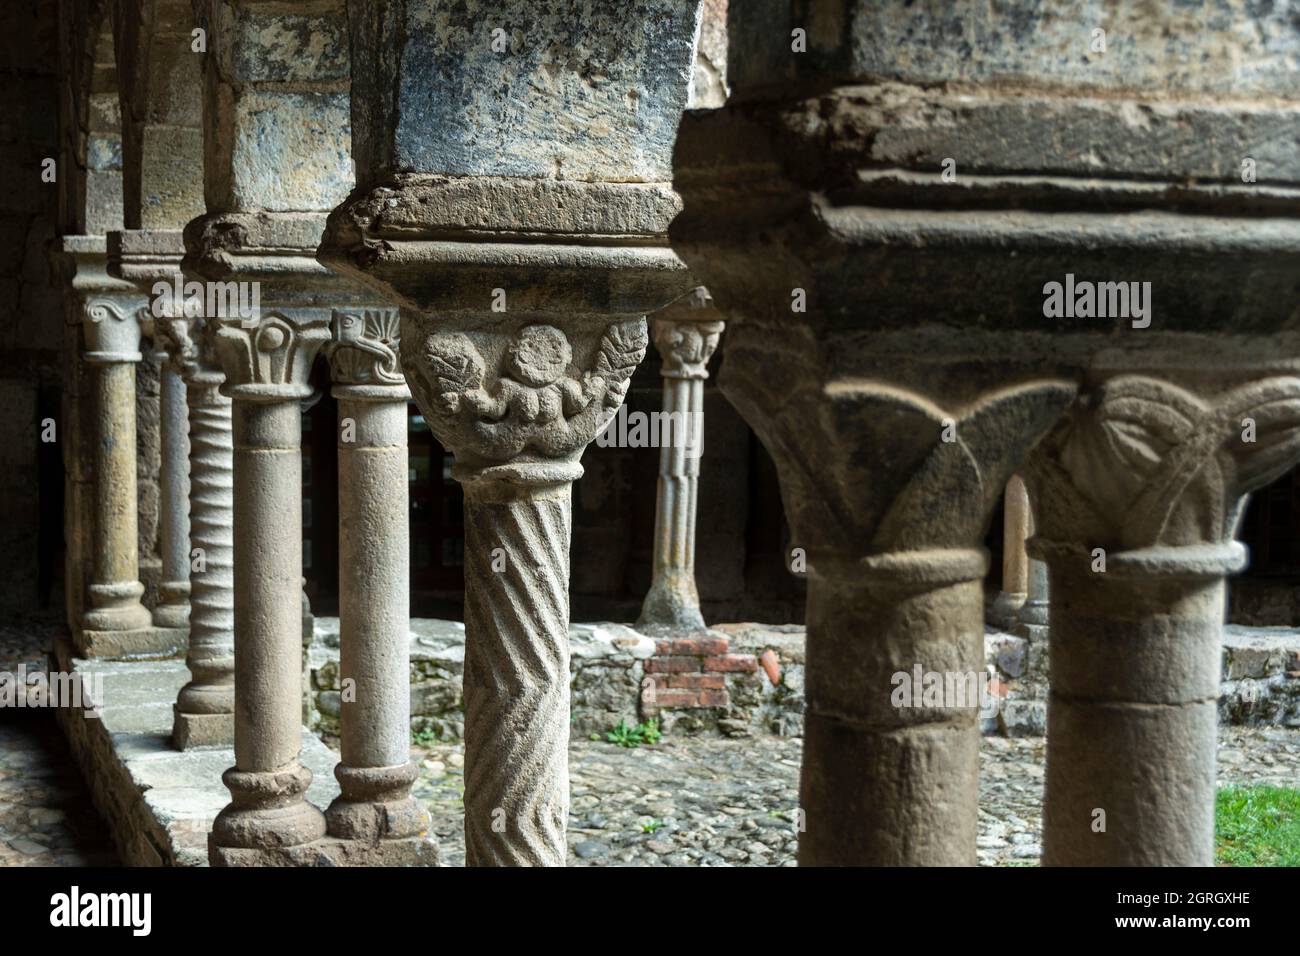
82 298 148 365
1025 374 1300 563
327 308 407 395
208 312 331 403
154 315 224 390
402 317 647 485
722 327 1076 566
652 318 724 380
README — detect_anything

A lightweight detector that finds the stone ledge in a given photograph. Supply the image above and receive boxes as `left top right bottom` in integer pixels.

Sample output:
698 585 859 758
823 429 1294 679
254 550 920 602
53 638 341 867
74 624 186 660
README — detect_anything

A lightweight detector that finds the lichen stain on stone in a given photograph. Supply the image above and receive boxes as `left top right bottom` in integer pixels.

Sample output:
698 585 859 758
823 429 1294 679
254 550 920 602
245 15 345 81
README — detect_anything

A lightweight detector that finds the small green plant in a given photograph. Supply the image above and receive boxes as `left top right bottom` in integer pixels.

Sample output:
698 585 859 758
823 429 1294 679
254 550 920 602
1216 785 1300 866
641 819 664 834
604 718 661 748
412 728 438 747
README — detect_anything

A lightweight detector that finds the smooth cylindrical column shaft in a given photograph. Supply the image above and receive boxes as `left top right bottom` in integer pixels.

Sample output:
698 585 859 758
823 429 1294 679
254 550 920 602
173 376 235 747
154 360 191 627
1042 556 1227 866
1001 477 1030 595
326 389 426 842
84 360 152 632
462 480 572 867
991 476 1030 628
212 398 324 851
640 375 705 630
799 550 984 866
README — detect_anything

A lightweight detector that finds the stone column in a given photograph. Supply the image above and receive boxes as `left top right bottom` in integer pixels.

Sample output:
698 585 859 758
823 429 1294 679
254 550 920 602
155 313 237 749
670 2 1085 864
81 298 153 639
689 347 1071 864
319 0 701 865
1025 374 1300 866
1021 547 1050 630
637 288 724 632
206 312 331 864
110 233 233 747
404 322 651 866
152 341 192 629
60 235 185 659
110 235 196 634
989 476 1029 630
323 307 436 864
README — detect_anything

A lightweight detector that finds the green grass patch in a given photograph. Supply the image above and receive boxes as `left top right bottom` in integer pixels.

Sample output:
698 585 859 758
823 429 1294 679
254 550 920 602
1216 785 1300 867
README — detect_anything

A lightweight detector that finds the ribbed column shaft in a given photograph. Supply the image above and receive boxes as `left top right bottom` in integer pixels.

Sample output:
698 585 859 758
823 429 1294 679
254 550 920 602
175 379 235 721
639 376 705 629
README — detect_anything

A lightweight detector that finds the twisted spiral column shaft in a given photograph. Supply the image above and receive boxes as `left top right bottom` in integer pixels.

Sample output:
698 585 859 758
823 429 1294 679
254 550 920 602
462 480 572 867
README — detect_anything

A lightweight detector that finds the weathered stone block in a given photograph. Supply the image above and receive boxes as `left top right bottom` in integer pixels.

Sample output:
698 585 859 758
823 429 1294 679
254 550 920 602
729 0 1300 104
349 0 699 183
222 91 353 212
216 6 349 85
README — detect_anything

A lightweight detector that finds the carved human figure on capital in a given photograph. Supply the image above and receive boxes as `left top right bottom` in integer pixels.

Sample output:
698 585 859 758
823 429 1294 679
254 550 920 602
406 320 648 462
652 318 724 379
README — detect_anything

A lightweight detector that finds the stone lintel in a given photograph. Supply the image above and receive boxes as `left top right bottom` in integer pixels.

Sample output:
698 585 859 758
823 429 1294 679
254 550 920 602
671 91 1300 346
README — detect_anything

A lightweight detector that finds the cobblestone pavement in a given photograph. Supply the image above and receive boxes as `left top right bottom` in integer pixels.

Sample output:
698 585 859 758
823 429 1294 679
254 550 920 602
0 714 120 866
412 724 1300 867
2 596 1296 869
1 614 119 867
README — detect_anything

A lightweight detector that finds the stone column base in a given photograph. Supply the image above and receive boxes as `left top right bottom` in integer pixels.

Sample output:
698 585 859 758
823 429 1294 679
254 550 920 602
987 590 1026 631
209 834 439 868
76 625 186 659
172 708 235 750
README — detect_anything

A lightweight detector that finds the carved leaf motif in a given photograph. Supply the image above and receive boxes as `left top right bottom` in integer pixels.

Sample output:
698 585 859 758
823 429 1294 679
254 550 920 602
875 381 1076 551
410 321 648 464
1033 375 1300 549
1223 378 1300 496
592 320 648 407
423 332 487 416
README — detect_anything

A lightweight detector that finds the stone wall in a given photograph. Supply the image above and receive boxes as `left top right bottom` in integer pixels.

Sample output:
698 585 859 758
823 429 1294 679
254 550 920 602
307 617 806 742
985 623 1300 736
0 2 66 619
308 617 1300 744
